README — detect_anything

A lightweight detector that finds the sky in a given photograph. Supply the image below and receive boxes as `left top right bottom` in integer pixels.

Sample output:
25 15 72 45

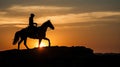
0 0 120 53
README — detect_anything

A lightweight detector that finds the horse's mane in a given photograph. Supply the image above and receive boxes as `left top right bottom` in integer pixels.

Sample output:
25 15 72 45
40 20 50 27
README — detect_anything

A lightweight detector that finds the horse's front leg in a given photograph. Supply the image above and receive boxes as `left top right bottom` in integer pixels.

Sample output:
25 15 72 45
38 39 42 48
24 38 29 49
44 38 51 47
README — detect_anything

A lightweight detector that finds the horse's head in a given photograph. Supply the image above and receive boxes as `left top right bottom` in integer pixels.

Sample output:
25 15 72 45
38 20 55 31
45 20 55 30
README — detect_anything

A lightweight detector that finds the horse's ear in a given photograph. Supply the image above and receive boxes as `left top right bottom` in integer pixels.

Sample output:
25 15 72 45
48 19 50 21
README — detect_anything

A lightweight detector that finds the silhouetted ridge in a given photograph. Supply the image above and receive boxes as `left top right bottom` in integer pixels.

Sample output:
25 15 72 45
0 46 120 67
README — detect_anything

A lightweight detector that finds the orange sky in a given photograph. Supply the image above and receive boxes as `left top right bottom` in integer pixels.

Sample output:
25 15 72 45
0 0 120 53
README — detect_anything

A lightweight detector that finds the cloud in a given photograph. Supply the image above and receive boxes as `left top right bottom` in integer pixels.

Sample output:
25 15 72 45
8 5 73 12
1 11 120 31
0 5 73 19
0 0 120 20
0 11 120 26
38 11 120 24
0 0 120 13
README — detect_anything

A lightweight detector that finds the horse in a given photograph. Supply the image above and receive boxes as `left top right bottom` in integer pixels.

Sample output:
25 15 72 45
12 20 55 50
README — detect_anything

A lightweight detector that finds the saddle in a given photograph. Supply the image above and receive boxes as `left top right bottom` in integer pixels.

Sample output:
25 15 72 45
26 26 38 34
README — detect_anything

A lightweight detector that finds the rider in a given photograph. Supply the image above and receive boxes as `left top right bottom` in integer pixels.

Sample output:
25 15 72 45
28 13 38 34
29 13 37 27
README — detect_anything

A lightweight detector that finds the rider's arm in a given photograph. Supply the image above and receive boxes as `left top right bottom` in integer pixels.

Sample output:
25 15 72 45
33 23 37 26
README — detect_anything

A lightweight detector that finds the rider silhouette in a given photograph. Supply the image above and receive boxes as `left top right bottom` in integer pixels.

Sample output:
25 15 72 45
29 13 37 27
28 13 38 34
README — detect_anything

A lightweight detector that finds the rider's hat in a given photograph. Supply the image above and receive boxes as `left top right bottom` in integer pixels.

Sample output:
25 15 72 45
30 13 35 17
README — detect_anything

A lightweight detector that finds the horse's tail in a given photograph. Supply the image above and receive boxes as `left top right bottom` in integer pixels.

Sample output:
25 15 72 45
13 31 20 45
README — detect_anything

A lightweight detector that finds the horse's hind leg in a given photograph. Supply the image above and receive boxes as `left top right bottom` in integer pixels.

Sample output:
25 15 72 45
24 38 29 49
18 39 23 50
44 38 51 47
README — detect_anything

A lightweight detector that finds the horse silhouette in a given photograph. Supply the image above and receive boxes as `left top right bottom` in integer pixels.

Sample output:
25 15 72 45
13 20 55 50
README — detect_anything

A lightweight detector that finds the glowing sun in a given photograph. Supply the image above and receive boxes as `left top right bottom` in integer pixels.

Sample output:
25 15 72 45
27 38 48 48
39 40 48 48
